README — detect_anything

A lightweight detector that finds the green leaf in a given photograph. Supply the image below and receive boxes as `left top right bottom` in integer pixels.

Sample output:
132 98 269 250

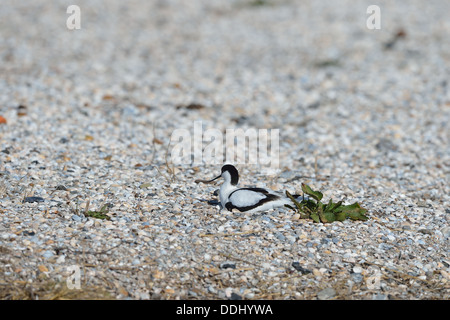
286 191 314 219
334 202 368 221
323 199 332 212
346 208 369 221
285 186 368 224
335 211 347 221
325 200 342 213
310 212 320 223
322 211 336 223
336 202 362 212
85 210 111 220
301 183 323 202
98 204 109 213
302 199 318 211
285 191 303 212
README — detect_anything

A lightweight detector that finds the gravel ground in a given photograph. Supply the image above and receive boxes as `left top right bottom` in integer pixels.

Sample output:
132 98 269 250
0 0 449 300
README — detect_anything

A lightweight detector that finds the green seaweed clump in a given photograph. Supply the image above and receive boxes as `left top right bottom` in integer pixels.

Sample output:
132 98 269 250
285 183 368 223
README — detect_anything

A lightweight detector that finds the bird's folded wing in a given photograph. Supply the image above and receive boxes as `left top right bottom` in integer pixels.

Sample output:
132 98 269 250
229 188 280 207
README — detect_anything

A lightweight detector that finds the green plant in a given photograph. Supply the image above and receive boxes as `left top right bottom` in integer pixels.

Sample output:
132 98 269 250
285 183 368 223
85 204 111 220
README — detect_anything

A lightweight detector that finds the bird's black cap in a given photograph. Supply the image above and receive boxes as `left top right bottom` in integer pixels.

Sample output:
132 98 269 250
221 164 239 186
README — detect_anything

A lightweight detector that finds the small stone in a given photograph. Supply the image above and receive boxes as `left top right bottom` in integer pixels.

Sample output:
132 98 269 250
42 250 54 259
23 196 45 203
139 291 150 300
262 262 271 269
353 266 363 273
401 222 411 230
313 269 323 277
230 292 242 300
224 287 233 298
38 265 49 272
441 227 450 238
187 290 198 297
84 219 94 227
118 286 129 297
292 262 312 274
274 232 286 241
220 262 236 270
319 268 328 274
244 292 255 299
153 270 165 279
208 285 217 294
375 138 397 151
351 273 364 283
372 293 388 300
317 287 336 300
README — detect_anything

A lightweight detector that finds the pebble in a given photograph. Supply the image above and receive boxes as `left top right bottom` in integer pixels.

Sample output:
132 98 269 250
208 286 217 294
71 214 82 222
42 250 54 259
292 262 312 274
23 197 45 203
441 227 450 238
274 232 286 241
351 273 364 283
352 266 363 274
230 293 242 300
220 262 236 270
317 288 336 300
262 263 272 269
372 293 388 300
224 288 233 299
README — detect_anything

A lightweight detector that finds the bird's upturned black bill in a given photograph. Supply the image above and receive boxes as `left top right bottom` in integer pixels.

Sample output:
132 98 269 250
195 175 221 184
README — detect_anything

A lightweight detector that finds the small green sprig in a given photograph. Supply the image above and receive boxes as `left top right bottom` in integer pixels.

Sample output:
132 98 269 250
85 204 111 220
285 183 368 223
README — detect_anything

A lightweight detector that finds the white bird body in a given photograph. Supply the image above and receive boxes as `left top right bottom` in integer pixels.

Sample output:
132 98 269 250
197 165 301 214
226 188 294 213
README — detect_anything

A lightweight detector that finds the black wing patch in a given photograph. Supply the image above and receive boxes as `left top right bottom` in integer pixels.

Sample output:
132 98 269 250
225 188 280 212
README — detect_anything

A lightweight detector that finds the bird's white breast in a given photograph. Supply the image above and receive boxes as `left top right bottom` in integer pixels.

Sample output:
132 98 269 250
219 183 236 208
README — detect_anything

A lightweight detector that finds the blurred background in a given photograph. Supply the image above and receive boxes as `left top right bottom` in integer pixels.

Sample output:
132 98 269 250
0 0 449 185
